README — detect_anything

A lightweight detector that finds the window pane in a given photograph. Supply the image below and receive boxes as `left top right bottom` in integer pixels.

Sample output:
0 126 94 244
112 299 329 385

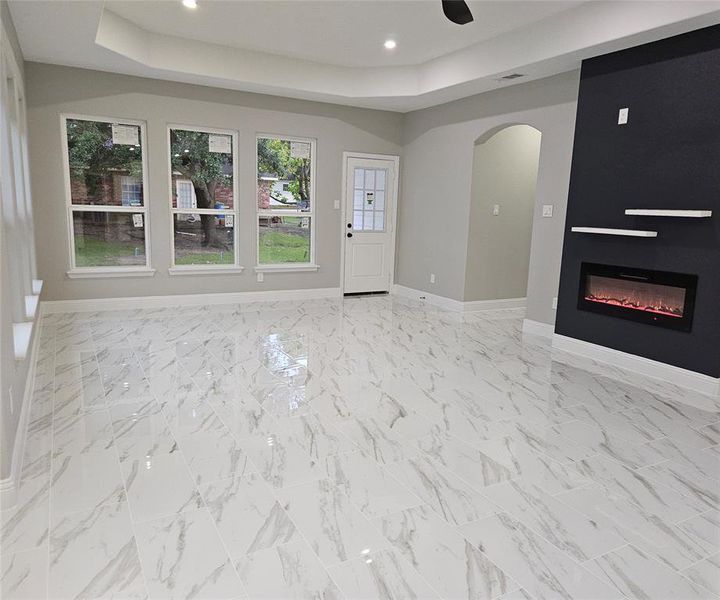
374 212 385 230
66 119 144 207
364 169 375 189
353 190 364 210
376 170 386 190
375 190 385 210
258 216 311 264
169 129 234 210
257 137 312 212
353 210 364 230
354 168 364 189
72 211 146 267
174 213 234 265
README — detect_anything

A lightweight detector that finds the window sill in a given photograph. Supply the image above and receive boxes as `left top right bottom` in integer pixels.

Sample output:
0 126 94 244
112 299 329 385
168 266 245 276
254 264 319 273
66 267 156 279
13 322 33 361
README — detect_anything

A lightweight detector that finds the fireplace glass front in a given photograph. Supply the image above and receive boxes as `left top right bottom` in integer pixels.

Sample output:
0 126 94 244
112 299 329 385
578 263 697 332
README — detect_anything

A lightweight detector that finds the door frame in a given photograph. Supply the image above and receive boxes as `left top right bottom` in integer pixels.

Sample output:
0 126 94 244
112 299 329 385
340 151 400 294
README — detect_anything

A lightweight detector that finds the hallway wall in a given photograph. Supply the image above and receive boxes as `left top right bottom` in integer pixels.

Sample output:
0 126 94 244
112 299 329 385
397 71 579 321
464 125 541 302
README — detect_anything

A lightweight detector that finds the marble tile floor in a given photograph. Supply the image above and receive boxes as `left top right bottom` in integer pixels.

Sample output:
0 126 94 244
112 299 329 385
2 295 720 599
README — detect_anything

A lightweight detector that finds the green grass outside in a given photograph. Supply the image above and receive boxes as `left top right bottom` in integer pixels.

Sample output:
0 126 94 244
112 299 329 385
175 251 234 265
75 228 308 266
259 229 310 264
74 238 145 267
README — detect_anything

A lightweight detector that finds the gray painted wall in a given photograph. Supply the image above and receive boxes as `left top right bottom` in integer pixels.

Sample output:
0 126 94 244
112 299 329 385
464 125 541 302
397 70 580 323
25 63 403 301
1 0 33 480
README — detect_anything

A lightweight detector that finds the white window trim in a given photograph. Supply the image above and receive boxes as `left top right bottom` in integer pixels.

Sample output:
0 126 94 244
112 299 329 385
256 133 317 271
167 124 240 273
60 113 152 278
67 267 156 279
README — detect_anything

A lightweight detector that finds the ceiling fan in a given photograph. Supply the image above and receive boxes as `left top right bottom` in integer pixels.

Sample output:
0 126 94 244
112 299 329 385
441 0 474 25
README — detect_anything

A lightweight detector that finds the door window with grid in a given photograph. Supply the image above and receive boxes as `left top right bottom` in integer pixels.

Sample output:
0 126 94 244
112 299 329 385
352 167 387 231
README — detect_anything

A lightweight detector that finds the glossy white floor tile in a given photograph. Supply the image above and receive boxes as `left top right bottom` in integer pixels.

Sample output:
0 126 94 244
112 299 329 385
1 547 48 599
3 296 720 599
235 540 342 599
377 505 515 599
48 502 146 599
134 508 243 599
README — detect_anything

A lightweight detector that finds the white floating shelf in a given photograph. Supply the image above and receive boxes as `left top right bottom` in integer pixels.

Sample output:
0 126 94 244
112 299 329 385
625 209 712 218
571 227 658 237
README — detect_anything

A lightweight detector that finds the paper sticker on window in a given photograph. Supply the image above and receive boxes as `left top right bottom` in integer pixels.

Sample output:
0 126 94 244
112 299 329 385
132 214 144 228
208 134 231 153
290 142 310 159
112 124 139 146
366 192 375 205
225 214 234 228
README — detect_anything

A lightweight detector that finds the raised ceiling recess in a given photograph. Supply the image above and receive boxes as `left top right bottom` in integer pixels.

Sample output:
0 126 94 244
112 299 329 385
8 0 720 111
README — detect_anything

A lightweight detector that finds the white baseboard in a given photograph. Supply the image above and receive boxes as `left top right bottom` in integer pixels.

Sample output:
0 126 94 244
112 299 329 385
392 285 525 313
522 318 555 339
463 297 526 311
391 284 464 311
0 318 41 507
552 333 720 398
41 287 342 314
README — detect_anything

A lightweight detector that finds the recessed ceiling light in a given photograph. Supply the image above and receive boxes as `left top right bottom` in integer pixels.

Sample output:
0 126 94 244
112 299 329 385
384 40 396 50
182 0 197 9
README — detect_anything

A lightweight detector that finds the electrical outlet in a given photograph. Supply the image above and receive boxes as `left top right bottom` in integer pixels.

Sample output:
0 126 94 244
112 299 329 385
257 272 264 283
618 107 629 125
430 273 436 284
542 204 554 218
552 297 558 310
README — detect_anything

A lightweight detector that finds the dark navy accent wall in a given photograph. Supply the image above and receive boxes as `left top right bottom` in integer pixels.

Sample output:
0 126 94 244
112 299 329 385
556 24 720 378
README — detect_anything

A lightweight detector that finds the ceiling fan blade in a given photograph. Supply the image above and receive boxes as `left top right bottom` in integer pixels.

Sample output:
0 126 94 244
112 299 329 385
441 0 474 25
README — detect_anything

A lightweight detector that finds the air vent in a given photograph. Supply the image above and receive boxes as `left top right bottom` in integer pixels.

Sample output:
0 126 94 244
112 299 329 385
499 73 525 80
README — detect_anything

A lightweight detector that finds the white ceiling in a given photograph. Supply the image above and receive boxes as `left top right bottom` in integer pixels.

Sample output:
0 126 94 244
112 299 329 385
105 0 583 68
9 0 720 112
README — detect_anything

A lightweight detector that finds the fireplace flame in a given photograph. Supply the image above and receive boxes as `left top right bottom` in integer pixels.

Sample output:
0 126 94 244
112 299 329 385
585 275 685 318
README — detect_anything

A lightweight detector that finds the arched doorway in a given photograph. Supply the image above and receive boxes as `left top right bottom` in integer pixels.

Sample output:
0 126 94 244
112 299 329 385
464 124 542 303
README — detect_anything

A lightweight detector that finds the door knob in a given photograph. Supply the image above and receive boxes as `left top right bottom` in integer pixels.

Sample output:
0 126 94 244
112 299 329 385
347 232 353 238
347 223 352 228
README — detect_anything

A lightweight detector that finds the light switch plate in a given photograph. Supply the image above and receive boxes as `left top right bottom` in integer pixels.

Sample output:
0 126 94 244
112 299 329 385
334 200 340 209
492 204 500 216
618 107 629 125
542 204 554 218
552 297 558 310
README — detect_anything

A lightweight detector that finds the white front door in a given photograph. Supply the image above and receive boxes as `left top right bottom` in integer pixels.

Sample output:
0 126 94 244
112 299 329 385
343 156 397 294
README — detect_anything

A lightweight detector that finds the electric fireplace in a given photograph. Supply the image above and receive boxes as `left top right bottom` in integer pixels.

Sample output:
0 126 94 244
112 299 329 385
578 263 697 332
